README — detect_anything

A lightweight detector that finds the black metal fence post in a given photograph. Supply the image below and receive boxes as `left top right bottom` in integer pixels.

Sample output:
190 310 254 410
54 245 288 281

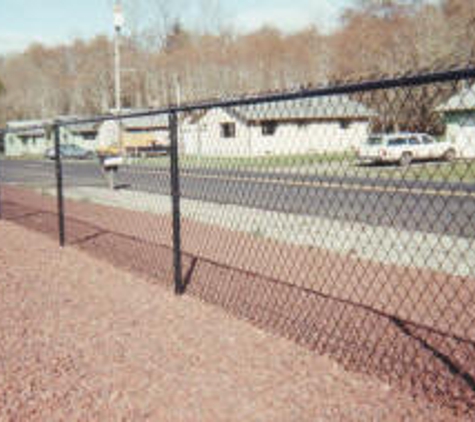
0 130 6 221
0 148 3 221
169 110 184 295
53 122 65 247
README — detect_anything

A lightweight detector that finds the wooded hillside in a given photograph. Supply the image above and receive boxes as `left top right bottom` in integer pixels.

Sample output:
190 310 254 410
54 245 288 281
0 0 473 125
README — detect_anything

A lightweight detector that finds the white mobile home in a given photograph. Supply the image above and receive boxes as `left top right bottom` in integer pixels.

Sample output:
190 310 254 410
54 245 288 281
4 120 51 157
182 96 376 157
437 85 475 158
5 118 100 157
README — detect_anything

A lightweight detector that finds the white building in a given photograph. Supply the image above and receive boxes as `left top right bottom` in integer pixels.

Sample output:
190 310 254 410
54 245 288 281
4 118 100 157
4 120 51 157
4 111 169 158
181 96 376 157
96 112 169 155
437 85 475 158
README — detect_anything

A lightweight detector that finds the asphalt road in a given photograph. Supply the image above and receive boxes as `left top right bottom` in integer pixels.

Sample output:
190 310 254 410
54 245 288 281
1 158 475 238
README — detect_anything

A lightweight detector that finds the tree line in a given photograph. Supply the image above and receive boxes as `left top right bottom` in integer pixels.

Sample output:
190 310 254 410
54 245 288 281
0 0 473 126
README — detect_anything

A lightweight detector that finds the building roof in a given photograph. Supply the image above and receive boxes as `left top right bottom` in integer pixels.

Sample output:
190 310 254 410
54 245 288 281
7 117 98 136
436 85 475 113
122 113 169 130
59 110 169 133
6 119 48 136
57 116 99 133
71 122 99 133
108 109 168 130
227 95 376 123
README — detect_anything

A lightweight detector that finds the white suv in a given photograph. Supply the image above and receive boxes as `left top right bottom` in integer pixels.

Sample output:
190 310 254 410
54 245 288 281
358 133 457 166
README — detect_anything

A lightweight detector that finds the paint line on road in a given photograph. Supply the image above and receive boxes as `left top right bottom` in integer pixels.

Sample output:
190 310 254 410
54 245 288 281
22 162 50 168
124 167 475 199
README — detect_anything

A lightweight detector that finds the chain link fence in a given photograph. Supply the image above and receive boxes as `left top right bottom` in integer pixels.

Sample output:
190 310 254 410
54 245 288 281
1 68 475 416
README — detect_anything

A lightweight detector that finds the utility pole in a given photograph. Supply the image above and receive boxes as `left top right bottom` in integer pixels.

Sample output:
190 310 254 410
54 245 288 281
114 1 124 114
113 1 124 155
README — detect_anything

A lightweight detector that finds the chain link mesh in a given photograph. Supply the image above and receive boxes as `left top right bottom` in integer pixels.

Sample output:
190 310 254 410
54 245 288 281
1 71 475 416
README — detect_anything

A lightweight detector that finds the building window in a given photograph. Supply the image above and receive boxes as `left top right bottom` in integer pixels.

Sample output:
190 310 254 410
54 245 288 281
262 120 278 136
221 122 236 138
339 120 351 130
81 131 97 141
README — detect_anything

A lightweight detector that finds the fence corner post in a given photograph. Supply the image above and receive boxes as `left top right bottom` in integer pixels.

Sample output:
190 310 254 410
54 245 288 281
53 121 65 247
169 110 184 295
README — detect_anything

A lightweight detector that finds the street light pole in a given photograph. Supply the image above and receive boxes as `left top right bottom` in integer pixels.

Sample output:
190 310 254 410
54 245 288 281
114 2 124 115
113 1 125 157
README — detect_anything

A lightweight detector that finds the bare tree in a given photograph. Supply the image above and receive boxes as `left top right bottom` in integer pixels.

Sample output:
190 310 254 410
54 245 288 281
0 0 473 121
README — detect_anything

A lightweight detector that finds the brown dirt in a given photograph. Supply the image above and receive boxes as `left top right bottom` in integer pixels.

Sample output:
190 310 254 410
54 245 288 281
1 185 475 418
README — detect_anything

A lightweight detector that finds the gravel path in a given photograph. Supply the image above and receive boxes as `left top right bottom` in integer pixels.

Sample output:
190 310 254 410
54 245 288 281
51 186 475 277
2 185 475 417
0 221 466 421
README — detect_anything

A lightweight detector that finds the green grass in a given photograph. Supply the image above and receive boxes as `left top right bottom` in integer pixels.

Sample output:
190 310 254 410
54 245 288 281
392 160 475 183
339 160 475 183
129 152 355 170
129 153 475 183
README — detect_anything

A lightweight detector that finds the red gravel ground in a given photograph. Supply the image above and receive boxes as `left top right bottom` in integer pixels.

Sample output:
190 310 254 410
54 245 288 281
2 185 475 418
0 221 467 421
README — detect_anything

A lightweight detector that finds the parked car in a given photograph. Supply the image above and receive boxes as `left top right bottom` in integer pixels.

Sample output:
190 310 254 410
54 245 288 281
44 144 95 160
358 133 457 166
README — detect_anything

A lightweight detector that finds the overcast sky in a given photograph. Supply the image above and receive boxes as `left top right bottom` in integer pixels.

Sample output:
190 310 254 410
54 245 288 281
0 0 352 55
